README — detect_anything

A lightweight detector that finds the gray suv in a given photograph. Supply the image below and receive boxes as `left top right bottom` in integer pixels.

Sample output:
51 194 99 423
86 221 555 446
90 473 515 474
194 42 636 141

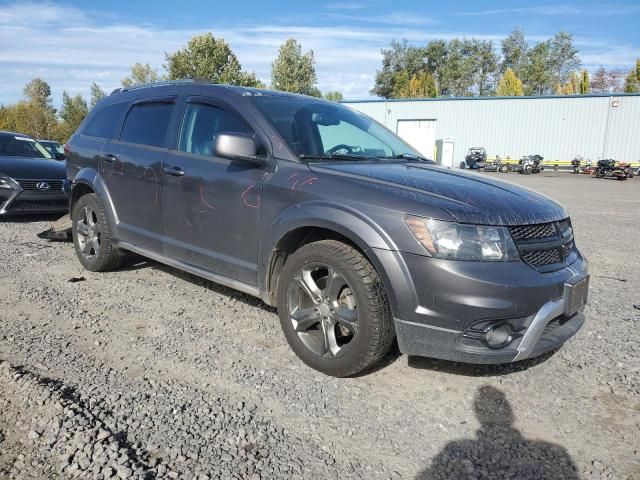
66 81 589 377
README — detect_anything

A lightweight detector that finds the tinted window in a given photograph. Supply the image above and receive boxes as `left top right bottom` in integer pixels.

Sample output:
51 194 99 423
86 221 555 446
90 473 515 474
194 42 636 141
83 102 128 139
178 103 253 156
120 102 175 148
0 135 52 159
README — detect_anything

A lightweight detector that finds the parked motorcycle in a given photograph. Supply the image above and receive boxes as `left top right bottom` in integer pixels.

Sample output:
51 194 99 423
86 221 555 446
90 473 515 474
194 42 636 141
571 155 583 174
486 155 511 173
465 147 487 170
595 159 633 180
518 154 544 174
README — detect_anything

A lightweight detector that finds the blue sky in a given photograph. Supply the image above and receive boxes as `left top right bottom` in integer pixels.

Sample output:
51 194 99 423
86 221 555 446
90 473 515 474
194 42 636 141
0 1 639 106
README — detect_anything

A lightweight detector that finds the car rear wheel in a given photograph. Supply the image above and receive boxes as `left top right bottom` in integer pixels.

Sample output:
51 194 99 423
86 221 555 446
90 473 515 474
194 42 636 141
277 240 395 377
72 193 124 272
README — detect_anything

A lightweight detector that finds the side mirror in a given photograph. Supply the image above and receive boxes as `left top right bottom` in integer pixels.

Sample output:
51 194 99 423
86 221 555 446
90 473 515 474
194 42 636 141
215 132 265 165
54 153 66 161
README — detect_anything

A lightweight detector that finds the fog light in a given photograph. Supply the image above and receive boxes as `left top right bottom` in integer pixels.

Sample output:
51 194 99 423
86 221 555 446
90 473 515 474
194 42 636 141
485 324 513 349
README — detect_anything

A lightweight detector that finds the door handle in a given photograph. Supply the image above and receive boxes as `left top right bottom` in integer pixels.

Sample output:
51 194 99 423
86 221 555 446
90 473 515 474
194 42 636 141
163 166 185 177
101 153 118 163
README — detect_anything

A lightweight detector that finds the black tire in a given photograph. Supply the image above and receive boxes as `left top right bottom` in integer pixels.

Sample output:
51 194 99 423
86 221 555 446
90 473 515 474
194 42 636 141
276 240 395 377
499 165 508 173
72 193 124 272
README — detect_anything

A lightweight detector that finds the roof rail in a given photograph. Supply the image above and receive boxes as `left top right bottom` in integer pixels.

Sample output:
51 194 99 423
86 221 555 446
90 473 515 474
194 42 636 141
110 79 215 95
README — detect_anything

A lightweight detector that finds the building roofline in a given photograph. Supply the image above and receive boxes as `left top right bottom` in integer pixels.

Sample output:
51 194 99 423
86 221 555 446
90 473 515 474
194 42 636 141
342 92 640 104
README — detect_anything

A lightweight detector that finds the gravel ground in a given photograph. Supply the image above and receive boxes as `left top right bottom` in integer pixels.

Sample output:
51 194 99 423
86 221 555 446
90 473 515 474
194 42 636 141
0 172 638 480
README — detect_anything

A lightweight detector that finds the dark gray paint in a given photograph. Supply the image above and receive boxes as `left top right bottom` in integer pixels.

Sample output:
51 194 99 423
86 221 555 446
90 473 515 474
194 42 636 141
66 83 588 364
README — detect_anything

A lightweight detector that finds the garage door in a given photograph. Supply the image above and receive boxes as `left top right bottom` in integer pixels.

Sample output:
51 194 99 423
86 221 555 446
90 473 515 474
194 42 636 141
396 120 436 160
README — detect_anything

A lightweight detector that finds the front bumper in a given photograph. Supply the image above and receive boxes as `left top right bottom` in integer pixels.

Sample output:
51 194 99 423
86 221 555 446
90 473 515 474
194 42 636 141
374 248 588 364
0 189 69 215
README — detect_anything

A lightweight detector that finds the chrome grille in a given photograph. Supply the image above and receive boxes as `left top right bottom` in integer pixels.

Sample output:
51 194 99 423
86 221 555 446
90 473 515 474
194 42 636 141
16 179 65 192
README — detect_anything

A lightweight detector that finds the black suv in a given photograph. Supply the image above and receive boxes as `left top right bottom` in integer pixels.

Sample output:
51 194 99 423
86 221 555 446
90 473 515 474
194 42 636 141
66 81 589 377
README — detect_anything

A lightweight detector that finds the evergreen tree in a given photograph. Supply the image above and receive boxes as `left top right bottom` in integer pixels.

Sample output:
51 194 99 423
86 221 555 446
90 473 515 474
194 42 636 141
58 92 89 141
496 68 524 96
89 82 106 108
579 70 590 94
624 59 640 93
271 38 319 96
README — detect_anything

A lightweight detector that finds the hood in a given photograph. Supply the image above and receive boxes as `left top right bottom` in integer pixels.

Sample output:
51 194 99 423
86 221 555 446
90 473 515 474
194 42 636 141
309 162 568 226
0 156 67 179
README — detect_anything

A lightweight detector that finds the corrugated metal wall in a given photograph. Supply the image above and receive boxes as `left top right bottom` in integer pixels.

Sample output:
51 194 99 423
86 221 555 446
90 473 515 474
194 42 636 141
343 94 640 167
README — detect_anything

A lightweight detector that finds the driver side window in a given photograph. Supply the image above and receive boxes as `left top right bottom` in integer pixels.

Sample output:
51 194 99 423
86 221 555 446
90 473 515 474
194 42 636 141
317 121 392 157
178 103 253 157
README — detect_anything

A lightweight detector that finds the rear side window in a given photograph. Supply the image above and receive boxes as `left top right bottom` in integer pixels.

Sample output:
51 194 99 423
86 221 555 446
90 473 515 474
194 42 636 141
120 102 175 148
83 102 128 139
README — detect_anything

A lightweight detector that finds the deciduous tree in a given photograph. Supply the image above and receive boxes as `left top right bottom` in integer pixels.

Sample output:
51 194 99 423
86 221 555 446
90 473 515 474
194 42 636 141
323 91 344 102
121 63 160 87
501 28 528 77
496 68 524 96
271 38 320 96
165 33 262 87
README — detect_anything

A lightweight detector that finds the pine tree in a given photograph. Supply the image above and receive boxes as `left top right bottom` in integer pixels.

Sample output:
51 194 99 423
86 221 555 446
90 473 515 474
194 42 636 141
579 70 590 94
496 68 524 96
624 59 640 93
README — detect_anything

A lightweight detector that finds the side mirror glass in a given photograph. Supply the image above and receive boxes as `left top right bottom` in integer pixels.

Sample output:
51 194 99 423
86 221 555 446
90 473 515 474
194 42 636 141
54 152 66 161
215 132 265 165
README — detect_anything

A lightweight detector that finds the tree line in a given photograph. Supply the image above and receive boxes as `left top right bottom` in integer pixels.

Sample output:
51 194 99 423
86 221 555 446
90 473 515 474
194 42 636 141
373 29 640 99
1 30 639 143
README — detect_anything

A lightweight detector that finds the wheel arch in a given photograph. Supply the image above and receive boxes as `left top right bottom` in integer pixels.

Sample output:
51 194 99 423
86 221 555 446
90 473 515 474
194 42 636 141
259 203 406 318
70 167 118 233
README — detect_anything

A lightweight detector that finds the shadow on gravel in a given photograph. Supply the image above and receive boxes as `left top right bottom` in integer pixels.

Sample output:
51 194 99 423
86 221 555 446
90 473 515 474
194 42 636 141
416 385 579 480
407 349 557 377
10 364 154 477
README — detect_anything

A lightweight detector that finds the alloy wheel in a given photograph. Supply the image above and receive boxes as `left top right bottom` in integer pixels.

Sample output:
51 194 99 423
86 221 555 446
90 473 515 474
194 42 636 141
287 263 358 359
76 206 101 259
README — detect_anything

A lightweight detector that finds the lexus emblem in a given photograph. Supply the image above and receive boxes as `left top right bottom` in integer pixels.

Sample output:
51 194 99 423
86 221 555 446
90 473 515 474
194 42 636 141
36 181 50 191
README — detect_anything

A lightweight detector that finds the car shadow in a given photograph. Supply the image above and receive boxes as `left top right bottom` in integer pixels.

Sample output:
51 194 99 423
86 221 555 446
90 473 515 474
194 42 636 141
415 385 580 480
406 349 557 377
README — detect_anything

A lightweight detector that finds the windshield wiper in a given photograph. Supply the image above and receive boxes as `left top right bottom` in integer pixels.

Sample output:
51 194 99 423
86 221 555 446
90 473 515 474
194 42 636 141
380 153 431 162
299 154 376 162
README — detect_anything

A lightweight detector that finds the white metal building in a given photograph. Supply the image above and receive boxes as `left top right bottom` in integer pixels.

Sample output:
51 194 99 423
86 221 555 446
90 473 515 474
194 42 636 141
343 93 640 168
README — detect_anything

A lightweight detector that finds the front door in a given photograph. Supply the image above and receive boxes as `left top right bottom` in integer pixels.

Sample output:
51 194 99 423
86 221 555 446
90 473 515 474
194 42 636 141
161 97 267 285
101 98 176 252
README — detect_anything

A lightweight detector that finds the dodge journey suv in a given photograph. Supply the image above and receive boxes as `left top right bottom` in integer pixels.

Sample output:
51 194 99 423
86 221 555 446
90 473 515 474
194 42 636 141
66 81 589 377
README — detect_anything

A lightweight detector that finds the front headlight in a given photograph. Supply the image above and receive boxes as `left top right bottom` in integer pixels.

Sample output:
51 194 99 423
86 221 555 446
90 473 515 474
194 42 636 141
405 215 519 261
0 174 19 190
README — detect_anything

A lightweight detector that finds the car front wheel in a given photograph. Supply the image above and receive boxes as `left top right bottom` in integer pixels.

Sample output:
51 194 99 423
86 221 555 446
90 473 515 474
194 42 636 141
277 240 395 377
72 193 124 272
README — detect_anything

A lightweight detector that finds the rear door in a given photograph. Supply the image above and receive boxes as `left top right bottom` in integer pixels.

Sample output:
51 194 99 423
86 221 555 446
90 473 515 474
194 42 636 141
161 96 267 285
101 97 177 253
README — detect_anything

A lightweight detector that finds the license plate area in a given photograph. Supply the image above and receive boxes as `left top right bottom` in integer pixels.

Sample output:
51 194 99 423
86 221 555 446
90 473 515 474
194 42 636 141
564 274 589 316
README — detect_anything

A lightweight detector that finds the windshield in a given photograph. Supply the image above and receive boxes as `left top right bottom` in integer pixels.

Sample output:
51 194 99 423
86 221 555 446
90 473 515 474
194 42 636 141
249 95 425 160
40 141 64 155
0 135 53 159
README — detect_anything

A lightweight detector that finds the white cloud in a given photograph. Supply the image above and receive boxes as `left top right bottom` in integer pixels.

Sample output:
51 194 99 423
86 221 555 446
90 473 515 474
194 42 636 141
325 12 435 25
462 5 640 17
0 2 637 107
324 2 365 10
